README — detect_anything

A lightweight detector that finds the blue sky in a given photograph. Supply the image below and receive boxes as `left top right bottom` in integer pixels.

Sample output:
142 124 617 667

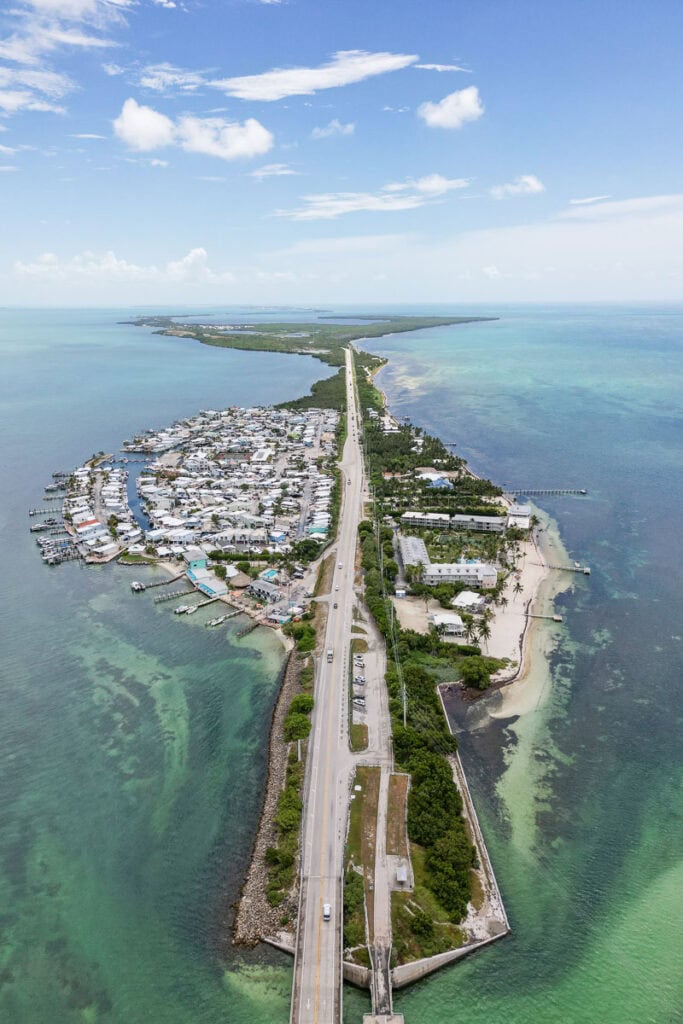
1 0 682 304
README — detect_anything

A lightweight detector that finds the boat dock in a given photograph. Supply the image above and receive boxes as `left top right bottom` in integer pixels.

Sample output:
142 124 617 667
527 612 564 622
129 572 186 592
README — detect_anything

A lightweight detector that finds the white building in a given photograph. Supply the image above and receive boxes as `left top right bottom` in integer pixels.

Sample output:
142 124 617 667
429 612 465 636
451 514 505 533
401 511 451 530
422 561 498 589
399 535 430 568
452 590 485 610
507 504 532 530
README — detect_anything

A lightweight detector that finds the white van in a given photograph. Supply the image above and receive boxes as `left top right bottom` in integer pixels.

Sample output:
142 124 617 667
322 903 331 921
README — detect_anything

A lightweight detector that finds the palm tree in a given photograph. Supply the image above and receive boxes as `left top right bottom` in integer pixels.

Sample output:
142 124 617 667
513 578 523 600
478 618 492 653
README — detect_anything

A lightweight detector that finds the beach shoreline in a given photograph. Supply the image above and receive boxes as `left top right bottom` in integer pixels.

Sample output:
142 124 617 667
360 343 574 721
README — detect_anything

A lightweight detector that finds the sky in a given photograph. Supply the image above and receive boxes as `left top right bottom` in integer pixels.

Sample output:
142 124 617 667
1 0 683 305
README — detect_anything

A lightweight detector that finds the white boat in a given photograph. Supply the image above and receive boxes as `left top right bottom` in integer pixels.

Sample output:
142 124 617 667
174 605 191 615
185 605 198 615
206 615 227 627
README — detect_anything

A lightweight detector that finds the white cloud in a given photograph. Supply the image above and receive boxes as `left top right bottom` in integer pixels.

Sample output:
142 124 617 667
0 15 117 67
138 63 207 93
102 61 124 75
416 63 470 72
277 171 470 220
417 85 483 129
113 98 175 150
113 98 274 160
558 194 682 221
406 173 470 196
311 118 354 139
276 190 427 221
0 0 130 116
490 174 545 199
211 49 418 101
0 142 17 154
177 115 273 160
568 194 612 206
0 89 65 113
14 246 235 283
251 162 298 178
0 64 71 113
0 164 18 171
254 193 683 302
70 131 105 138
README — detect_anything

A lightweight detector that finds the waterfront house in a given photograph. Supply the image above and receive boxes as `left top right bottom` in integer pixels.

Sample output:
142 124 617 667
183 546 207 571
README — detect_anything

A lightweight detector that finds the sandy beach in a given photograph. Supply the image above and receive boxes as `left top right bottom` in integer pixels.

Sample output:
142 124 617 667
487 511 574 718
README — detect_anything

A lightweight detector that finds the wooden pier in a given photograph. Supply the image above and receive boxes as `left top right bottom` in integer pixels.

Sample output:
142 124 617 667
153 589 193 604
506 488 588 497
135 572 186 591
531 561 591 575
236 619 261 638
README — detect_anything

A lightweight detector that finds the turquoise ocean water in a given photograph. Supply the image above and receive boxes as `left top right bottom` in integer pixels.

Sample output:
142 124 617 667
1 306 681 1024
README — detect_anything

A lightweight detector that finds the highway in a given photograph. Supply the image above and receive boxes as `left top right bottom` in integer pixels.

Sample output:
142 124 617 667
290 348 365 1024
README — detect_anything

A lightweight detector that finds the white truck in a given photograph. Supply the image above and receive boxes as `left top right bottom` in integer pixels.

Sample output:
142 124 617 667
326 648 334 663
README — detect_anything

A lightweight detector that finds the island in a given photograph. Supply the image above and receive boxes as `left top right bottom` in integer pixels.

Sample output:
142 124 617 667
33 312 584 1024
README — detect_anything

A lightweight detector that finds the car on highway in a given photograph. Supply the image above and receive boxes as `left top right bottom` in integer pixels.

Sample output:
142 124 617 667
353 698 366 708
338 562 342 569
333 602 338 608
323 903 331 921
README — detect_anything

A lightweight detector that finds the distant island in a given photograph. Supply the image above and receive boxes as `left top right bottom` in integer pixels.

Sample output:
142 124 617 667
124 313 498 367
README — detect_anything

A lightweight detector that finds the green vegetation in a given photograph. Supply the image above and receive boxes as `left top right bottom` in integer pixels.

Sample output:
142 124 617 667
391 844 465 964
386 774 409 858
266 748 304 906
283 620 316 653
353 365 506 940
350 722 369 752
343 869 366 949
406 750 477 921
127 314 496 371
344 766 380 956
277 366 346 411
